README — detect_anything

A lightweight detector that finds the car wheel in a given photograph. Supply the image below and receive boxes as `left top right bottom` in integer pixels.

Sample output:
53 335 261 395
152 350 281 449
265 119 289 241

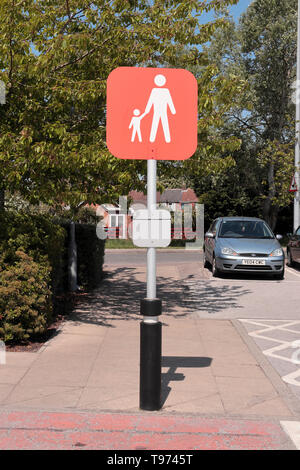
212 255 219 277
287 250 294 267
203 250 210 269
274 269 284 280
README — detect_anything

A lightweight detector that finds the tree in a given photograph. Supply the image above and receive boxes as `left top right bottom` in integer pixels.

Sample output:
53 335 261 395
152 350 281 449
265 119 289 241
240 0 297 228
190 0 297 230
0 0 241 210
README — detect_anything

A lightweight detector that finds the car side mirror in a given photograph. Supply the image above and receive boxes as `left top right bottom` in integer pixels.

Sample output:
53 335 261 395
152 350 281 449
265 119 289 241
205 232 215 239
287 233 292 238
276 234 283 240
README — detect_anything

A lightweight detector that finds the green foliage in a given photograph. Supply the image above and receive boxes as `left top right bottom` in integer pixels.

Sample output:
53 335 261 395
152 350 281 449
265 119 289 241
0 211 67 294
105 238 135 249
0 0 239 207
0 211 68 343
0 250 52 343
236 0 297 228
257 138 295 209
0 210 106 343
57 204 100 224
240 0 297 141
184 0 297 230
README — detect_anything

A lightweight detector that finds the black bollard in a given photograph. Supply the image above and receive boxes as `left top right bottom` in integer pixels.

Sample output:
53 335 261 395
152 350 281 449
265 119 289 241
139 298 162 411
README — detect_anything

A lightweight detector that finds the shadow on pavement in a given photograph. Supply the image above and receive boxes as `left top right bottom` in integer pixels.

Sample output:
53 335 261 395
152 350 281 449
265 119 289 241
161 356 213 406
67 267 251 327
178 274 251 315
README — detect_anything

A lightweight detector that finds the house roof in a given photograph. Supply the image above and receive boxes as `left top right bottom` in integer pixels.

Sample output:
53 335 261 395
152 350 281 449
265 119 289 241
160 189 182 203
129 188 198 204
101 203 118 211
181 189 199 203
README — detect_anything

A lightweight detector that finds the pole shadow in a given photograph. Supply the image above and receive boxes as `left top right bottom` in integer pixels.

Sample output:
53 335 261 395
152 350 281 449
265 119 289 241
161 356 212 406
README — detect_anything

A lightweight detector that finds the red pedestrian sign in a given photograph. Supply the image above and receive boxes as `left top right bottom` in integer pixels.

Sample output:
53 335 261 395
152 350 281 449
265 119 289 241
106 67 198 160
290 174 298 192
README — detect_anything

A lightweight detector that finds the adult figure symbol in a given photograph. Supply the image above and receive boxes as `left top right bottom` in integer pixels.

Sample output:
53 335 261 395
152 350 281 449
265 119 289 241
144 74 176 143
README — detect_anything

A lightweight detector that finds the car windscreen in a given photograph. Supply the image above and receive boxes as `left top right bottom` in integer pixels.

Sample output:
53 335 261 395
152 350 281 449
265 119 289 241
218 220 274 239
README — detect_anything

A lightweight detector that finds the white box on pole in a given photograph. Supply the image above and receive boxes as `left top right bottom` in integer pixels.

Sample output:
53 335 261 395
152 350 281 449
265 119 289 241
132 209 171 248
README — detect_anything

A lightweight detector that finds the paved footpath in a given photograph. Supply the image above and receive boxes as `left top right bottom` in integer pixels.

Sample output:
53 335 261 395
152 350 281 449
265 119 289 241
0 250 299 450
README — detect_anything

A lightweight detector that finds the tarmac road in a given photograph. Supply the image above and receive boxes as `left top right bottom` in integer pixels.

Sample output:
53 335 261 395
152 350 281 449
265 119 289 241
104 249 300 321
104 249 203 266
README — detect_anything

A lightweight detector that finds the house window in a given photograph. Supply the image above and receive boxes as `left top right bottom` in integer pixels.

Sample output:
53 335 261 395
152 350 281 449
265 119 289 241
109 214 126 239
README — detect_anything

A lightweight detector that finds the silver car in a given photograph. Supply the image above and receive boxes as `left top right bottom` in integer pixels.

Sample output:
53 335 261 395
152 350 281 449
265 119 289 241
203 217 285 279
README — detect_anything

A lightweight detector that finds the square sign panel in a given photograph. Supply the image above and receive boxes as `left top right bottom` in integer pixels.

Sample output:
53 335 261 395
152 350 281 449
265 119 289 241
106 67 198 160
132 209 171 248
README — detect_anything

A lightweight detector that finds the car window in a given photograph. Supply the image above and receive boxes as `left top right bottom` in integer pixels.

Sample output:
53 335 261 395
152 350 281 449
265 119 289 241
296 227 300 236
210 220 218 235
219 220 274 239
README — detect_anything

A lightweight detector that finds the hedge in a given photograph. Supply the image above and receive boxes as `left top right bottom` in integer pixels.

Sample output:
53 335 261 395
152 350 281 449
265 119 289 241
0 211 105 343
60 221 105 291
0 211 67 342
0 211 67 296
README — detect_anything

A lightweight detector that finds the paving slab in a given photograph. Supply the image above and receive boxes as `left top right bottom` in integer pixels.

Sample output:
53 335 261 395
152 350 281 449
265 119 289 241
0 367 30 385
4 352 37 368
0 384 15 404
2 385 83 409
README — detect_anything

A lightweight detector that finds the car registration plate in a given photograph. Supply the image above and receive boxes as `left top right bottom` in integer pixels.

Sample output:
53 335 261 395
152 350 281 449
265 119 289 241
242 259 266 266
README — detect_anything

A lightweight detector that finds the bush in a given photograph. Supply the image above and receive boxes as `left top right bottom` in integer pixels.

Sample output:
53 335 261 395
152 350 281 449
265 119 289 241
0 211 67 295
0 251 52 343
0 211 105 343
0 211 67 343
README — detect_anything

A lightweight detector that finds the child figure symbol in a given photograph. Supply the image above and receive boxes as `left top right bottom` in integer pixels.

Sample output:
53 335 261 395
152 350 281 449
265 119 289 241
129 109 146 142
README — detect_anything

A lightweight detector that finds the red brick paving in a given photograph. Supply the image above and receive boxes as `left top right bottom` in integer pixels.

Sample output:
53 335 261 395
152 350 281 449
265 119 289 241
0 410 292 450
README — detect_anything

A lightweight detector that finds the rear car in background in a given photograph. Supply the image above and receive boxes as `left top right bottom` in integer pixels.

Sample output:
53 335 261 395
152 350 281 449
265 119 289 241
286 226 300 267
203 217 285 280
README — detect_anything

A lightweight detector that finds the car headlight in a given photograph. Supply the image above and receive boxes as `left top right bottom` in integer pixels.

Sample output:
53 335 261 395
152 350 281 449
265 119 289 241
221 247 238 256
269 248 283 257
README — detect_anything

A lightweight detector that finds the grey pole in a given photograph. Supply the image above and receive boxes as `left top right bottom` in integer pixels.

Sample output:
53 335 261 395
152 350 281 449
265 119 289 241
139 158 162 411
68 221 78 292
147 159 157 302
294 0 300 232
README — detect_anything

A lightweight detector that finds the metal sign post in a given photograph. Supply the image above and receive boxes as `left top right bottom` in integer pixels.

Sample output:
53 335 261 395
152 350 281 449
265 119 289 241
139 159 162 411
106 66 198 412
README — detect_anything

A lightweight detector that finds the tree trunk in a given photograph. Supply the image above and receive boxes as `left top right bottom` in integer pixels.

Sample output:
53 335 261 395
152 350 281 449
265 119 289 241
261 162 280 230
68 221 78 292
263 202 279 231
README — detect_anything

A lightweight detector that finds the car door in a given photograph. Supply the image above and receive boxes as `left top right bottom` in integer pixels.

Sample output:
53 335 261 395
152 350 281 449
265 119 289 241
206 219 218 263
291 226 300 262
